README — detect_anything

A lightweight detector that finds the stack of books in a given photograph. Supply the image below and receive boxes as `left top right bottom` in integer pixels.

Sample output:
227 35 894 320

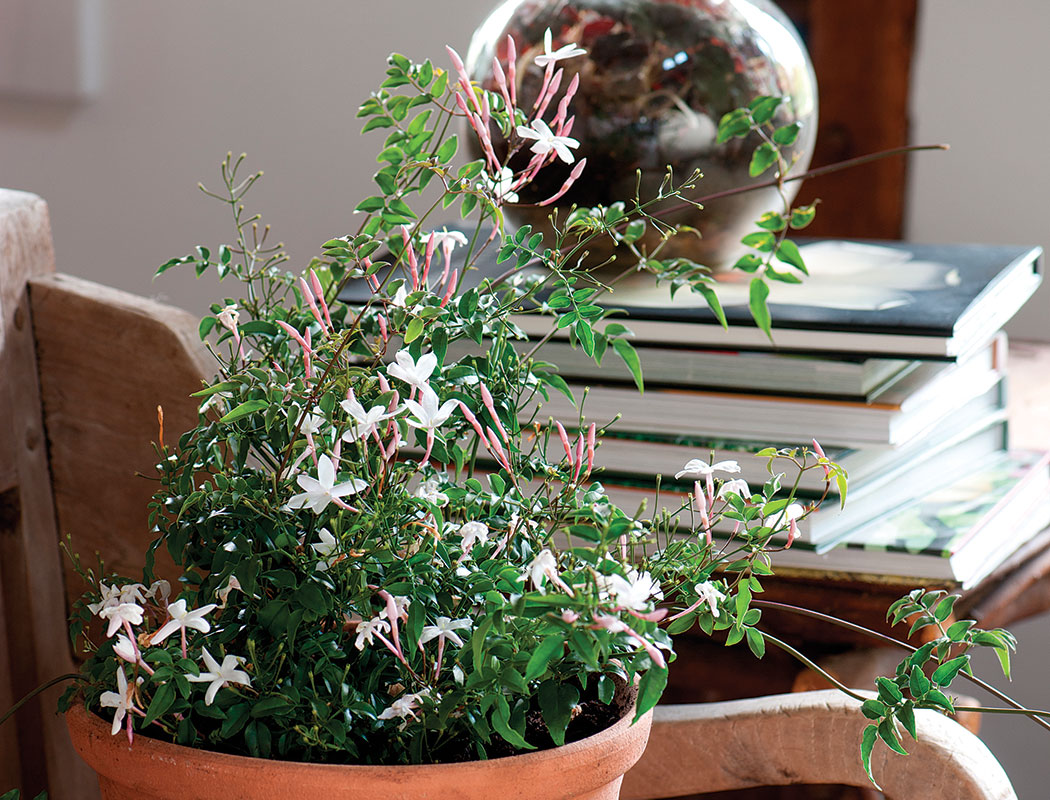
508 239 1048 589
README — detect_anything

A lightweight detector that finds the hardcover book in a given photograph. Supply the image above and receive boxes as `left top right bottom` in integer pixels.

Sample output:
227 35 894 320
509 239 1042 359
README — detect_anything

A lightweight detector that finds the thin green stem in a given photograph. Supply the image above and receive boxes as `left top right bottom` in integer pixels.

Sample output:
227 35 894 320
759 631 866 702
0 673 81 727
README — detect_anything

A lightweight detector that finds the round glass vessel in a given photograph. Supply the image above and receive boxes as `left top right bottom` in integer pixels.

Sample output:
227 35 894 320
467 0 818 269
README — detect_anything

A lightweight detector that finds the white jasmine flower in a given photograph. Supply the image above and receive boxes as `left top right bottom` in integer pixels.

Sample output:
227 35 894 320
534 27 587 68
784 502 805 520
145 579 171 603
480 166 519 204
354 616 391 651
459 521 490 554
113 634 138 664
717 479 752 501
87 583 122 615
285 454 368 513
150 598 217 645
674 459 741 480
388 350 438 391
425 229 469 251
694 581 726 619
310 528 339 571
516 119 580 164
216 304 239 333
99 603 144 638
403 385 458 433
415 477 449 507
377 691 428 729
600 569 663 611
186 648 251 706
418 616 472 648
340 392 395 443
99 666 138 736
527 549 559 593
118 583 148 605
222 541 237 552
299 410 327 437
217 575 241 607
379 596 411 623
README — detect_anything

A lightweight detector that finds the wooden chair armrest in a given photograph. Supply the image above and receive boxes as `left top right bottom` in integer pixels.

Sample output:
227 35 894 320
621 690 1015 800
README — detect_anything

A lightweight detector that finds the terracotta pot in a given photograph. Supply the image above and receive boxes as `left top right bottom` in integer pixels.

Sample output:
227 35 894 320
66 700 653 800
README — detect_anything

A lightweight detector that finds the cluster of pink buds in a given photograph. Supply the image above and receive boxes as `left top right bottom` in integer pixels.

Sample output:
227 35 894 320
446 27 589 212
554 421 596 484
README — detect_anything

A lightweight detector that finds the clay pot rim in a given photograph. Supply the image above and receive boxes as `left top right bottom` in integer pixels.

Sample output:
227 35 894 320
67 695 652 777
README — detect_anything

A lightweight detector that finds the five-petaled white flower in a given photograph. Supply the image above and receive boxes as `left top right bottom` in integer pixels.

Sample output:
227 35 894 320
534 27 587 68
87 583 122 615
310 528 339 571
415 477 449 507
379 595 411 623
186 648 252 706
377 690 428 729
339 392 395 443
354 616 391 651
480 166 519 204
299 409 327 437
99 666 139 736
717 479 752 501
403 385 458 433
286 454 368 513
388 350 438 391
674 459 741 480
600 569 664 611
418 616 472 648
694 581 726 619
150 598 217 645
99 602 144 638
516 120 580 164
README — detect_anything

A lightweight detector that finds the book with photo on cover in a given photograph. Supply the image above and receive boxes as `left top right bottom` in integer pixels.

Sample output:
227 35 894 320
509 239 1042 360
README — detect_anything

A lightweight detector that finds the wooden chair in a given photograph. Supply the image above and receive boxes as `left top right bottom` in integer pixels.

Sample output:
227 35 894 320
0 189 1017 799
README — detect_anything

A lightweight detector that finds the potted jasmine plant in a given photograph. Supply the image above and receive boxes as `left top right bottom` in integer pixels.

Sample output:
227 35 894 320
41 30 1025 800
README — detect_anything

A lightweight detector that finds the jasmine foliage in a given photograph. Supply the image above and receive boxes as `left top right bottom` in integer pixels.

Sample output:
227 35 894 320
854 589 1018 788
717 96 818 338
64 37 847 768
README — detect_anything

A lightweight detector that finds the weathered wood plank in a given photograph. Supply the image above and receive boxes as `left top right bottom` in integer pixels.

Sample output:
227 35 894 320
28 273 210 616
0 189 96 799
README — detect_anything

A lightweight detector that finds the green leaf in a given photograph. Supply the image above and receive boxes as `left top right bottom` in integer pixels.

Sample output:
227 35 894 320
622 219 646 244
931 655 969 687
745 627 765 658
755 211 786 231
219 399 268 424
898 702 918 740
875 676 903 705
933 594 958 622
748 142 779 177
909 666 931 698
250 695 292 718
525 635 564 681
748 278 772 340
740 231 776 252
790 203 818 229
404 316 424 344
861 724 880 789
574 321 594 357
436 135 459 164
538 680 580 746
355 196 386 213
748 95 783 125
142 680 176 727
634 666 668 722
361 116 394 133
772 122 801 146
716 108 751 143
774 240 808 274
691 283 728 328
491 696 534 750
861 699 887 720
877 718 908 756
612 338 643 392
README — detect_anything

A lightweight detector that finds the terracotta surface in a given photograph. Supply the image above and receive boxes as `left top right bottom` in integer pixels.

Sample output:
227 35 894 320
66 701 653 800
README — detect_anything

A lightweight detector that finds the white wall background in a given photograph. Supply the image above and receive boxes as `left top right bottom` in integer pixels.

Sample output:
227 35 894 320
2 0 1048 793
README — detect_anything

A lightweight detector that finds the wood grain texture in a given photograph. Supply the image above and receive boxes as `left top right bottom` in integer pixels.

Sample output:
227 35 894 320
623 691 1016 800
28 273 211 615
0 190 97 799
